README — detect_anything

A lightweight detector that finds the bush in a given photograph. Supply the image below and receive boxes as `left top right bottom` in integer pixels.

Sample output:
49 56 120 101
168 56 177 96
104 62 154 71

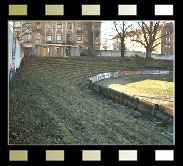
80 52 88 56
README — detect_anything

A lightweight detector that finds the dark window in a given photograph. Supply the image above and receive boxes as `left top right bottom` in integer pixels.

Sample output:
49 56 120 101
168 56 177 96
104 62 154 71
77 34 82 41
57 34 62 41
36 33 40 40
67 23 72 30
77 24 82 32
47 23 52 29
47 34 52 41
26 34 31 42
67 34 72 42
57 24 62 29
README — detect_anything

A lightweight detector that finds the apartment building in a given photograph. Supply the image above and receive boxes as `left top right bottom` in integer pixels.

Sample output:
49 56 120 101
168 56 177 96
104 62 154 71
161 22 174 55
13 21 101 56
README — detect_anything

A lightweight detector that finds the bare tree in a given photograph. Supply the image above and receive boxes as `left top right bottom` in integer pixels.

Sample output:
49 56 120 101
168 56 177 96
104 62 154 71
113 21 133 57
10 21 44 42
131 21 173 58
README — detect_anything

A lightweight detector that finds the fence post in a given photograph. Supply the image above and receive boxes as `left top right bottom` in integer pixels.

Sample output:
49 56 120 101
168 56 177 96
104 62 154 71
134 97 139 109
120 93 124 103
97 85 100 93
153 104 159 117
108 88 110 96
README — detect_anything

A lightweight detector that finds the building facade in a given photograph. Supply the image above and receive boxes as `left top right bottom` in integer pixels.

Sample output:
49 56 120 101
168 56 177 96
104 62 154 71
161 22 174 55
13 21 101 56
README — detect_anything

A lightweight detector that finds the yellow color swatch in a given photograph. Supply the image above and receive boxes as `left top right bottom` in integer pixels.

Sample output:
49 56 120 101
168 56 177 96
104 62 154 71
9 150 28 161
82 150 101 161
45 5 64 15
82 5 100 15
46 150 64 161
9 5 27 16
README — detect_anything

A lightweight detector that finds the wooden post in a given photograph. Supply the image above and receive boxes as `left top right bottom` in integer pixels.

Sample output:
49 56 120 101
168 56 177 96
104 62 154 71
134 97 139 109
153 104 158 117
120 93 124 103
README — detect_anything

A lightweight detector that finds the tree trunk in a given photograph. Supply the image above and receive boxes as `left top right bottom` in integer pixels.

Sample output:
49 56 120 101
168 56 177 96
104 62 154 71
146 47 152 59
120 38 125 57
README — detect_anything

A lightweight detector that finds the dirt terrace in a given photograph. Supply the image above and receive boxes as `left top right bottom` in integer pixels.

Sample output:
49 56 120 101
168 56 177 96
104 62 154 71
9 56 174 145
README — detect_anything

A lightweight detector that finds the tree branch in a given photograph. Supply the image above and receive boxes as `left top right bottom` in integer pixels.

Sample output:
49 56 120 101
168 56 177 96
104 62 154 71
131 39 147 47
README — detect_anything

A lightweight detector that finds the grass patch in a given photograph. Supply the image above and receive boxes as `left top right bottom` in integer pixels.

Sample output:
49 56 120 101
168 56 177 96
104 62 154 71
108 77 174 109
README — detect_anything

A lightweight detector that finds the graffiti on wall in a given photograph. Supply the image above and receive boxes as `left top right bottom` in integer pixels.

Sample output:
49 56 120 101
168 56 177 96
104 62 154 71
12 36 16 71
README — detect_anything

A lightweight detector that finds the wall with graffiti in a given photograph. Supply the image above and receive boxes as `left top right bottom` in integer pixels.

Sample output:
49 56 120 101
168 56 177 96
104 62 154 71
8 26 24 80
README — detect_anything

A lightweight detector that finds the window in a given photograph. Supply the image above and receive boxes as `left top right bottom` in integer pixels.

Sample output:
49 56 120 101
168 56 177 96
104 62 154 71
169 45 171 48
57 34 62 41
86 34 88 41
77 34 82 41
95 34 98 42
67 23 72 30
169 38 171 41
94 25 98 32
36 25 41 29
15 22 20 27
14 28 20 32
47 23 52 29
26 22 31 28
166 38 168 41
36 33 40 40
77 24 82 32
26 34 31 42
57 24 62 29
67 34 72 42
165 45 168 48
47 34 52 41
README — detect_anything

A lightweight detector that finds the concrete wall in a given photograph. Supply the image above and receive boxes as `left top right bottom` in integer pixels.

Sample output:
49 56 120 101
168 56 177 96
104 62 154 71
71 47 80 56
95 50 174 60
89 70 173 123
15 39 24 69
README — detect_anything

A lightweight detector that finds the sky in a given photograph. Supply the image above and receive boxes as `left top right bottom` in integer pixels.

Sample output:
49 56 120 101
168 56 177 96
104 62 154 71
100 21 140 49
101 21 139 41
